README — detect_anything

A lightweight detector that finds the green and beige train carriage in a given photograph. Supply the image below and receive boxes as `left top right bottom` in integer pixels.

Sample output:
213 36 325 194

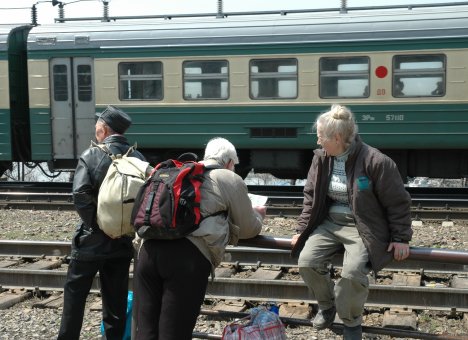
25 4 468 179
0 25 31 175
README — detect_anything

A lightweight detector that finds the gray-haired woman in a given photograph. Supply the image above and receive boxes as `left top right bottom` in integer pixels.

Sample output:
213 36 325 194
291 104 412 339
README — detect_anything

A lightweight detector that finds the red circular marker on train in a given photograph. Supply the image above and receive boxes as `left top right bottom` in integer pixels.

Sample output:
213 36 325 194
375 66 388 78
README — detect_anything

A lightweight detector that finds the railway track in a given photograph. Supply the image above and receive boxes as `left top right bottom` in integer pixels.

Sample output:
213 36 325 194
0 183 467 338
0 239 467 339
1 240 467 313
2 184 468 220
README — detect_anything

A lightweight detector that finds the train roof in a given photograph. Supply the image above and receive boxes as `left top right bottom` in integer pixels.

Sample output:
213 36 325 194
27 6 468 51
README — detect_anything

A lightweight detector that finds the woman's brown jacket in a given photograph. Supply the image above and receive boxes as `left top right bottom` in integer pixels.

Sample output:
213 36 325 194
291 136 412 272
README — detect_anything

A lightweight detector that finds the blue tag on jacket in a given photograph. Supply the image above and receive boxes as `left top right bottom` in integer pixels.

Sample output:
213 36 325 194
356 176 370 190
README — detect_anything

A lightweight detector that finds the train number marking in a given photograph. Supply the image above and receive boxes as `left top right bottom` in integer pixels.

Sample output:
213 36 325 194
361 115 375 121
377 88 386 96
386 114 405 121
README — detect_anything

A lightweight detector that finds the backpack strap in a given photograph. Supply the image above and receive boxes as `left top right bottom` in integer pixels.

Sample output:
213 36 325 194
92 141 137 160
203 163 223 170
92 140 114 158
123 143 137 157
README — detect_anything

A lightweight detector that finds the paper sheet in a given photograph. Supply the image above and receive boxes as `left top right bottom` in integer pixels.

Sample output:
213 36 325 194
247 193 268 206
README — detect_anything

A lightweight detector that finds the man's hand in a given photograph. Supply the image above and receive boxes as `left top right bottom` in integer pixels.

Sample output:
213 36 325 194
253 206 266 219
291 234 300 247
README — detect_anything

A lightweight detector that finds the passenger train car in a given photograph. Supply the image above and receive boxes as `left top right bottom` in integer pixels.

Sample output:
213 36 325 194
2 3 468 180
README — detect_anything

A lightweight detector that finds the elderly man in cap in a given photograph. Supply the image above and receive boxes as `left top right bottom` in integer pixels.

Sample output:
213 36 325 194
58 105 146 340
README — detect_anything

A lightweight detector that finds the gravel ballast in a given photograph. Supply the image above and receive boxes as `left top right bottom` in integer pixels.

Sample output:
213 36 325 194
0 209 467 339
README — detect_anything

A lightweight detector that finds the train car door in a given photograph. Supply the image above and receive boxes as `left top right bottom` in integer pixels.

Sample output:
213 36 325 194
50 57 95 160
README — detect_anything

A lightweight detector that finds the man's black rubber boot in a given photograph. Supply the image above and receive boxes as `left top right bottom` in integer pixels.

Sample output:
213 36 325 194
343 325 362 340
312 305 336 330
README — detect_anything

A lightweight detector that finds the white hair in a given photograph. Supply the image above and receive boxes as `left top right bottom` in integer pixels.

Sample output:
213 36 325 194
314 104 358 148
203 137 239 165
96 118 116 134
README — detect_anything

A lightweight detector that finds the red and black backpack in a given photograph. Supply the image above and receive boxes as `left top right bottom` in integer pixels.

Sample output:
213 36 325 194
131 159 209 240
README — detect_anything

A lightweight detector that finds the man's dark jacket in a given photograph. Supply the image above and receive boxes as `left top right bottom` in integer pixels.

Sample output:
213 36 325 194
291 136 412 272
71 135 146 261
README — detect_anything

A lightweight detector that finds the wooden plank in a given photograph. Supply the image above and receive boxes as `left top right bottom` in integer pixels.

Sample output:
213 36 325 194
215 267 235 278
383 308 417 330
0 260 20 268
213 299 246 313
248 268 282 280
33 294 63 309
392 273 421 286
0 290 31 309
24 259 62 270
279 302 310 319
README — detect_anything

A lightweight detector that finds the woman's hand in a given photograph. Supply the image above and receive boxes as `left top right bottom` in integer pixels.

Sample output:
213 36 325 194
387 242 410 261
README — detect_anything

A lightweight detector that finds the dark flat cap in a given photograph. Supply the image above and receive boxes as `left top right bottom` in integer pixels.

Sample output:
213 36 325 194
95 105 132 134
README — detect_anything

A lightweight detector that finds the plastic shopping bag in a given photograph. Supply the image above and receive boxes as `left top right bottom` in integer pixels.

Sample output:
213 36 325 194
222 306 287 340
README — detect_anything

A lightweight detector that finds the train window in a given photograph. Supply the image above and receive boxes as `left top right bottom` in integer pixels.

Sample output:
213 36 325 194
319 57 369 98
118 62 163 100
393 55 446 97
77 65 92 102
183 60 229 100
53 64 68 101
250 59 298 100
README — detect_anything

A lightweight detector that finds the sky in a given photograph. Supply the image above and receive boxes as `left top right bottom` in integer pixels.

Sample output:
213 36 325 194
1 0 466 25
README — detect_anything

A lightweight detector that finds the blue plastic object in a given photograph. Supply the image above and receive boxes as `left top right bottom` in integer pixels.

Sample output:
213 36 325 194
100 291 133 340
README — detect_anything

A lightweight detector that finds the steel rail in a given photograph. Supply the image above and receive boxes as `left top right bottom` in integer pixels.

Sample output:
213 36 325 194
0 268 466 311
238 236 468 265
9 198 466 218
1 240 467 272
3 199 467 219
2 183 468 196
266 205 468 219
0 240 71 257
226 247 467 273
267 195 468 209
205 278 468 312
0 182 72 193
0 202 74 211
2 184 468 217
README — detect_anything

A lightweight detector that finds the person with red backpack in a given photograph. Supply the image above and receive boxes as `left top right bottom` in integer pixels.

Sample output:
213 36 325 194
133 137 266 340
